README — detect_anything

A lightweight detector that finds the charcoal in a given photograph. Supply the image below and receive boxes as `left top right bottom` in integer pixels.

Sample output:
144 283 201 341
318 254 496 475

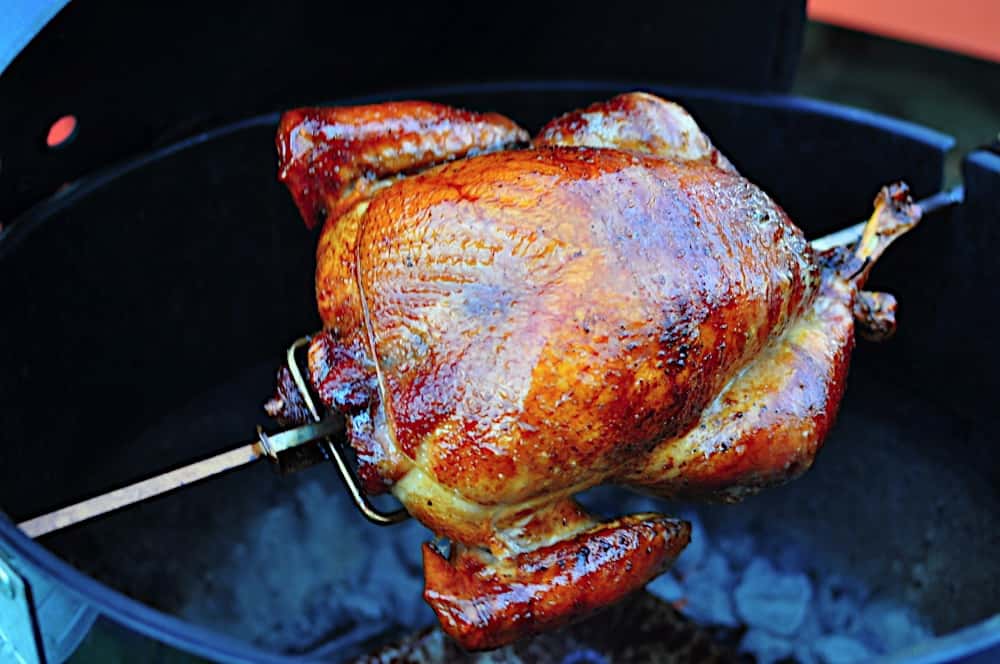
859 598 933 653
812 634 875 663
740 628 794 664
364 544 434 630
646 571 684 603
560 647 610 664
342 591 387 622
674 509 709 574
791 608 825 664
577 485 633 515
265 582 357 650
681 584 740 628
354 591 747 662
679 552 739 627
392 520 433 575
716 530 756 571
774 542 808 573
733 557 812 635
623 491 662 515
176 478 380 651
815 574 869 633
398 578 436 629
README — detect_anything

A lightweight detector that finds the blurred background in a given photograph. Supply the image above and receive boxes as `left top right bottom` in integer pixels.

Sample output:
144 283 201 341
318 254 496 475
795 20 1000 187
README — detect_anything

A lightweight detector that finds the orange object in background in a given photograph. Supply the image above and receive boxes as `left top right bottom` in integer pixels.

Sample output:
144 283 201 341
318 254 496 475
809 0 1000 63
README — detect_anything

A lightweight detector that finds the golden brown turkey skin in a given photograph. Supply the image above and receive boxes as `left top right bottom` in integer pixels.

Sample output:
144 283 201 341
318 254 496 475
625 274 855 501
535 90 737 172
423 513 690 651
355 147 818 519
267 93 916 650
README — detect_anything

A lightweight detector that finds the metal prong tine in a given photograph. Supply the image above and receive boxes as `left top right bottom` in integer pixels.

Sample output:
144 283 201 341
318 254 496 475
284 335 409 525
324 441 410 525
287 335 320 423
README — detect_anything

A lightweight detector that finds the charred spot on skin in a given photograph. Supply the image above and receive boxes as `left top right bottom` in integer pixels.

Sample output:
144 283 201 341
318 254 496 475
676 343 690 367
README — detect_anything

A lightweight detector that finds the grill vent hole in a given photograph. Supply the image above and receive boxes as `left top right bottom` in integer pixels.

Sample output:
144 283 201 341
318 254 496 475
46 115 78 149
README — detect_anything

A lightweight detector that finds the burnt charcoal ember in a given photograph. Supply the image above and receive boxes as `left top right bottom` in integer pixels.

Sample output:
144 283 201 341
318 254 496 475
176 478 380 652
859 599 932 653
815 574 869 633
733 558 813 635
265 582 374 653
678 552 740 627
715 531 756 572
578 484 636 514
789 611 825 664
674 509 709 575
341 592 386 623
363 540 435 631
353 591 748 663
811 634 875 663
561 648 611 664
739 628 794 664
392 520 433 576
773 542 809 574
646 570 684 603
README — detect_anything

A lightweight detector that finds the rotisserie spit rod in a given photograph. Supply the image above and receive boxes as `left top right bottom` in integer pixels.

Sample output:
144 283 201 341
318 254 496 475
15 188 961 539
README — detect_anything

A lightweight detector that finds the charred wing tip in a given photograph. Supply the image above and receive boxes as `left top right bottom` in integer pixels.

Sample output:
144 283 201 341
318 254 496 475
265 365 312 426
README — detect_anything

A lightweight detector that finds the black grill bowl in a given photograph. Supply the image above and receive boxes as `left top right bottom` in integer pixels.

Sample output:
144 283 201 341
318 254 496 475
1 83 998 663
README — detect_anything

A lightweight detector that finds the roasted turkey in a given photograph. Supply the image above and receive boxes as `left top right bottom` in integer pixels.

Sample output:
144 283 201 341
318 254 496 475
266 92 919 650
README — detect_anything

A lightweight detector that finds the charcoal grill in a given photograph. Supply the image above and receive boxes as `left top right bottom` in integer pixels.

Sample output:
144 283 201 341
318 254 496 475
2 4 999 663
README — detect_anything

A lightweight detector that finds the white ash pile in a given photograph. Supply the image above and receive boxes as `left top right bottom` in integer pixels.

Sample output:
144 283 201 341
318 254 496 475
623 498 935 664
173 471 934 661
178 474 436 656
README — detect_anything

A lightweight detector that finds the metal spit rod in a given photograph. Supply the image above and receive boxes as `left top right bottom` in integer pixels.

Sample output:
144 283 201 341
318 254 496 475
810 186 963 251
17 417 344 538
16 336 407 539
18 443 263 539
15 187 962 539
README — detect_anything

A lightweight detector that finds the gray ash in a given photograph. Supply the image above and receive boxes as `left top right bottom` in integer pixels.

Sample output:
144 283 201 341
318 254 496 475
576 485 938 664
174 475 437 654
